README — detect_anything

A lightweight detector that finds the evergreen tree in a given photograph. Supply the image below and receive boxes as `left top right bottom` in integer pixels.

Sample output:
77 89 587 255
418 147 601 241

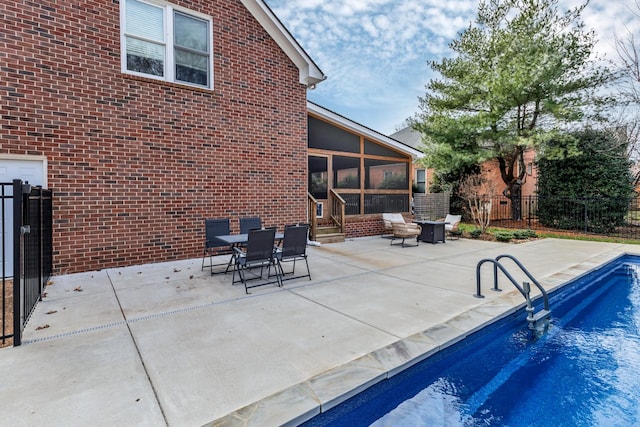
414 0 613 218
537 129 634 233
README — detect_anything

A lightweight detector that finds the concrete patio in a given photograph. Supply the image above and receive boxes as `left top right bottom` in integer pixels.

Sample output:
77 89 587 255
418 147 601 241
0 236 637 426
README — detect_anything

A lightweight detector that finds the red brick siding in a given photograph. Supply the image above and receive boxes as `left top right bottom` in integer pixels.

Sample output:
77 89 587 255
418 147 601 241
1 0 308 274
345 215 388 238
344 214 418 238
481 148 537 197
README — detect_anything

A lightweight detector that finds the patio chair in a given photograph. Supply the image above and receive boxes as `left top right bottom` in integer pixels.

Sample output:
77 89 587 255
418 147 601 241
382 213 406 238
201 218 233 274
390 222 422 247
274 223 311 281
438 214 462 240
232 227 281 293
239 216 262 234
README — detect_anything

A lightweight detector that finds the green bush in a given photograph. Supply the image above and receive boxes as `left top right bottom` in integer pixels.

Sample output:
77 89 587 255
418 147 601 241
336 174 359 189
378 174 408 189
537 130 634 234
513 229 537 239
470 228 482 238
494 231 514 241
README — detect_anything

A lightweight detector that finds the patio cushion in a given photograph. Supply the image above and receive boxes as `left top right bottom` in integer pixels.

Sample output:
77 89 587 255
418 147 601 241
382 213 406 231
443 214 462 232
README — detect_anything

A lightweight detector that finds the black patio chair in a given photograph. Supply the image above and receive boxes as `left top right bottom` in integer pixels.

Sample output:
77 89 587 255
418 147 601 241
232 227 282 293
239 216 262 234
273 223 311 281
201 218 233 274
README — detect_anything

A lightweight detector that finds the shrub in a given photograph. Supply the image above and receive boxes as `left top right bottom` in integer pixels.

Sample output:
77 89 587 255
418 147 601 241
513 229 537 239
378 174 408 189
494 231 514 241
337 174 359 189
537 129 634 234
470 228 482 238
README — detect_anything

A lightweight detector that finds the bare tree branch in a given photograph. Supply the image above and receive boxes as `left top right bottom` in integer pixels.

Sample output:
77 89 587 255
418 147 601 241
615 0 640 105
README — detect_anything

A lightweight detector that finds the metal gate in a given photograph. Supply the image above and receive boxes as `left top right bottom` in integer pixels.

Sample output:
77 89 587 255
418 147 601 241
1 180 52 347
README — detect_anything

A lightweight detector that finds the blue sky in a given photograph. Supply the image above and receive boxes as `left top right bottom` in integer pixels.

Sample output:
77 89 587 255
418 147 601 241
265 0 639 135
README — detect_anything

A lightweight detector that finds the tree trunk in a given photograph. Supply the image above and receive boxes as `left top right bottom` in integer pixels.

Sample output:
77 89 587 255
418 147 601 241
508 182 522 221
498 147 526 221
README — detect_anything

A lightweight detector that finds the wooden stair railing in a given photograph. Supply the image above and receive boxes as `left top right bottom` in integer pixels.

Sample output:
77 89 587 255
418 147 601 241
329 189 346 234
307 193 318 241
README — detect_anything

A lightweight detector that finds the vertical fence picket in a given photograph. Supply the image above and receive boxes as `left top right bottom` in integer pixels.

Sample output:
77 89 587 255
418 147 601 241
483 195 639 238
416 193 640 240
1 180 52 347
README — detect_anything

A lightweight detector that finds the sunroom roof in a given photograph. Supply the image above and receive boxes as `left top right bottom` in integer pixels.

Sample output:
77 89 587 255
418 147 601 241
307 102 424 159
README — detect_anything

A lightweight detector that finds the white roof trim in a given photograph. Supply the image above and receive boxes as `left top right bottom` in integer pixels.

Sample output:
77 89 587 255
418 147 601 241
241 0 326 87
307 102 424 159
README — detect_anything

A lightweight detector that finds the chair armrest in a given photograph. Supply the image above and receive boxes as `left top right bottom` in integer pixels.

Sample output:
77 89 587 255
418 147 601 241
405 223 421 232
391 222 404 233
392 222 421 236
445 223 461 232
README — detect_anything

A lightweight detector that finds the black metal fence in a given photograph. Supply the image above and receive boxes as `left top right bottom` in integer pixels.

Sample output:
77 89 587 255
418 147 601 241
1 180 52 347
1 182 14 347
476 195 640 240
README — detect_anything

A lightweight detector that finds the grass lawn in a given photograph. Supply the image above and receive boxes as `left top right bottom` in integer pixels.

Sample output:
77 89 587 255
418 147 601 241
458 223 640 245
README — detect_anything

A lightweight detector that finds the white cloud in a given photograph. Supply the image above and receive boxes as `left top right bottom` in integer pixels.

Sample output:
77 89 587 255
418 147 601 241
265 0 637 134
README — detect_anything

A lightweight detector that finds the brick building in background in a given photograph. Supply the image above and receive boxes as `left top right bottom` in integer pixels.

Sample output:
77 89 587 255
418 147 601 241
1 0 325 274
392 126 538 199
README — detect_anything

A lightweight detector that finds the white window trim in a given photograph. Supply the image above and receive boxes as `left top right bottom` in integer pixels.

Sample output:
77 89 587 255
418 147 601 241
120 0 214 90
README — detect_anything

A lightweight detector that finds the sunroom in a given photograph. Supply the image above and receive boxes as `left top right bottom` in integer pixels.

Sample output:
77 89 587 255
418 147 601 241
306 102 423 241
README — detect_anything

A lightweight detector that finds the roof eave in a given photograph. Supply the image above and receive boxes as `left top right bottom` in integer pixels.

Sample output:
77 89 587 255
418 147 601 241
308 102 424 160
241 0 327 88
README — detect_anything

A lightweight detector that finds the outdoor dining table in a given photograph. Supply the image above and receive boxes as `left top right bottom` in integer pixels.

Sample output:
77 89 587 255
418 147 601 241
213 231 285 276
215 232 284 247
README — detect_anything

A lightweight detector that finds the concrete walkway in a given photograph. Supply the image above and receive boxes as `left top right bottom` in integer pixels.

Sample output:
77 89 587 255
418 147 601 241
1 237 637 426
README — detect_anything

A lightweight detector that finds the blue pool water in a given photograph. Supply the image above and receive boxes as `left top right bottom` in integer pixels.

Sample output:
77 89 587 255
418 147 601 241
302 255 640 426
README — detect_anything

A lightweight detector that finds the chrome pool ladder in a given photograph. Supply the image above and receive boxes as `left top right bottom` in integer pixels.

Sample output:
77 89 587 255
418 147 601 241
474 254 551 331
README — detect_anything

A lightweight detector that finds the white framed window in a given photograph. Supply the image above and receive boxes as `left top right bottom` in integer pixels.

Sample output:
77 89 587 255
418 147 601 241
416 169 426 193
120 0 213 89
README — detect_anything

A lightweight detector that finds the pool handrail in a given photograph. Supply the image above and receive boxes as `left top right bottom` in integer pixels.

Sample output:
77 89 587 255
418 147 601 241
474 254 550 313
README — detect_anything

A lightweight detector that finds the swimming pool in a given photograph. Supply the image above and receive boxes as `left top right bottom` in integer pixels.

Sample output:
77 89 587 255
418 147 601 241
302 254 640 426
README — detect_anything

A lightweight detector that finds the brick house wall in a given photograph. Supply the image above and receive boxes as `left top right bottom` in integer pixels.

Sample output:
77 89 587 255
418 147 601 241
344 215 388 238
1 0 310 274
481 148 538 197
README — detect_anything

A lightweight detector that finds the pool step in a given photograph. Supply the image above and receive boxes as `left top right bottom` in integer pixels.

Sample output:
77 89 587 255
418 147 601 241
529 309 551 331
532 309 551 323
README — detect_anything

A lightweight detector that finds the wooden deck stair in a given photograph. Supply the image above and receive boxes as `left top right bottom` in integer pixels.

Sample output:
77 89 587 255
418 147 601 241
308 191 346 245
315 225 345 244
